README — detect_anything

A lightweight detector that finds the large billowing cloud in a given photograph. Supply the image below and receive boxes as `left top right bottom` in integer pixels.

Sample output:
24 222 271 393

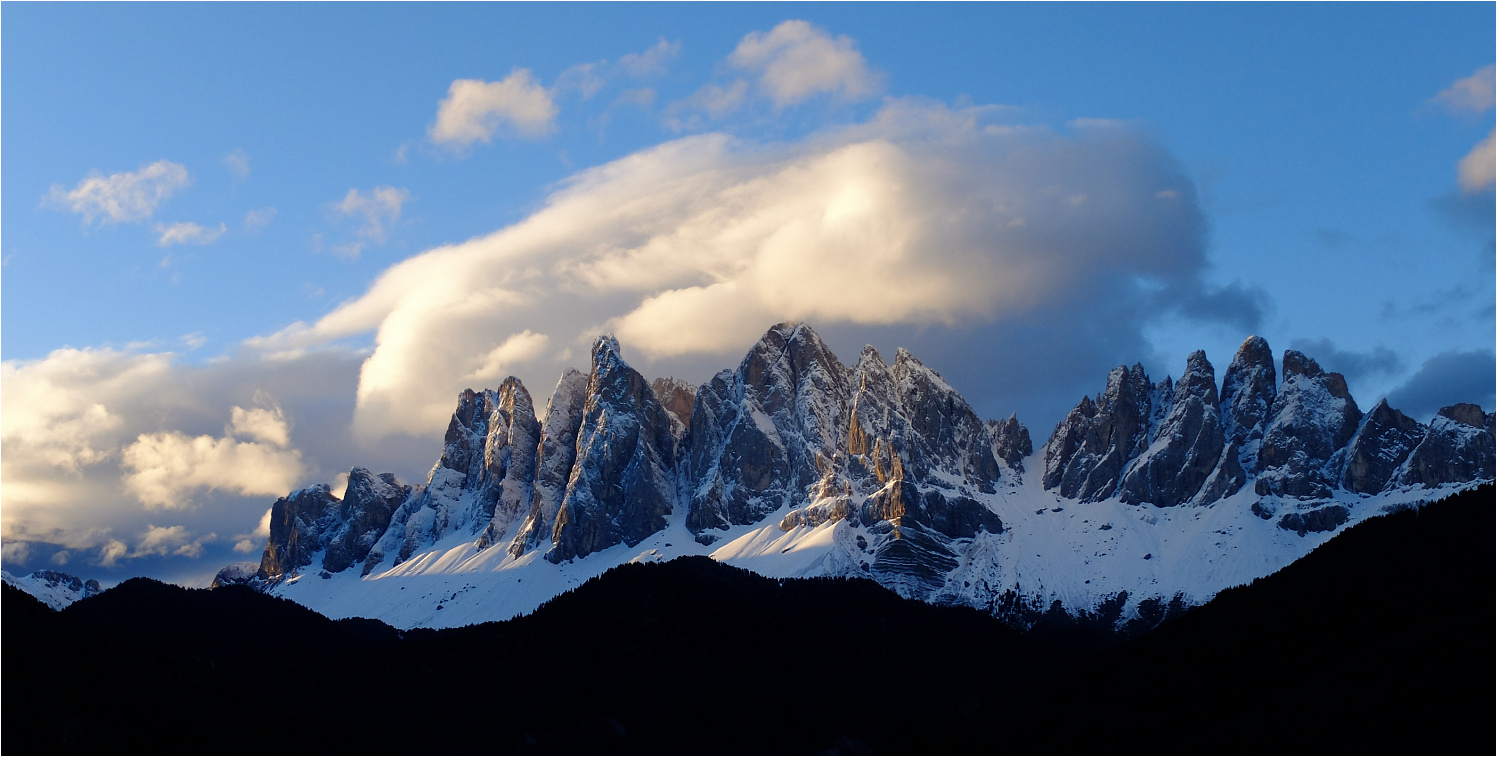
248 99 1239 438
0 346 414 584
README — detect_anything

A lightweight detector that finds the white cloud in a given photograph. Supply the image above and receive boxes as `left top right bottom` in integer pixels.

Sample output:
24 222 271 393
99 539 129 567
228 395 292 447
429 70 557 148
729 20 881 107
617 38 682 77
223 149 252 179
465 330 551 383
1 348 171 475
1433 64 1495 114
555 62 608 100
1457 128 1495 194
156 221 227 246
45 160 190 225
335 186 408 252
120 431 302 510
247 99 1210 438
244 206 277 231
121 400 304 509
3 541 33 565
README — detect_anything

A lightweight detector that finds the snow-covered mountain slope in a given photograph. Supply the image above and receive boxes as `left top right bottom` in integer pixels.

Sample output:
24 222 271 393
230 324 1495 631
1 569 102 610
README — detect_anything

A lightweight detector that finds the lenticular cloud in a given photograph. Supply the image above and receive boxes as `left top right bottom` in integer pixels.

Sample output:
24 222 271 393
249 99 1209 439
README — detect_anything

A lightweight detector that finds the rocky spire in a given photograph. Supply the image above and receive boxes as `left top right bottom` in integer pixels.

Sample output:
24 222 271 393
547 336 679 563
508 369 588 558
1220 336 1277 470
474 377 541 549
1042 364 1154 501
1340 399 1426 494
1254 350 1362 498
1118 351 1230 507
683 322 853 534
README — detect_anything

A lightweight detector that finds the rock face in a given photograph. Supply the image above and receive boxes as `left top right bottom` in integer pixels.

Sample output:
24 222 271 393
1341 400 1426 494
258 484 341 581
474 379 542 550
1393 404 1496 488
987 415 1033 471
1255 351 1362 499
1118 351 1228 507
1043 364 1154 501
547 336 680 563
258 468 411 581
684 323 852 534
210 562 262 589
508 369 588 558
651 377 697 438
1220 336 1277 470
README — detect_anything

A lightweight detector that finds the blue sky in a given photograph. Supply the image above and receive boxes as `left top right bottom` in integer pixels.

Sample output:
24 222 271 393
3 4 1492 586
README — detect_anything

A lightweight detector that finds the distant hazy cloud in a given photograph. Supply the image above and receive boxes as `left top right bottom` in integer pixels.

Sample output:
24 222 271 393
729 20 881 107
243 207 277 231
247 99 1240 438
45 160 190 225
430 70 557 149
618 38 682 77
1457 129 1495 194
222 149 252 179
1386 349 1496 422
155 221 227 247
1433 64 1495 115
332 187 408 259
556 38 683 103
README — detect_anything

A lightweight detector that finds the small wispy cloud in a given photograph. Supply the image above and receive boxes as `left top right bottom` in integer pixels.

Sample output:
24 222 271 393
1457 129 1495 195
331 186 408 259
45 160 191 225
156 221 227 246
243 206 277 231
1432 64 1495 115
222 149 252 179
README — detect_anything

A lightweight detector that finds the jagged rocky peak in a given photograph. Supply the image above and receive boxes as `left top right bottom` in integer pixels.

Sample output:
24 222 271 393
1393 403 1496 488
1220 335 1277 469
685 322 853 535
887 348 1002 491
1119 350 1237 507
1 569 104 609
323 468 411 573
650 376 697 438
257 484 340 581
547 335 679 563
1255 350 1362 499
508 368 588 558
474 377 542 549
1341 399 1426 494
1043 363 1154 501
257 467 411 582
987 414 1032 471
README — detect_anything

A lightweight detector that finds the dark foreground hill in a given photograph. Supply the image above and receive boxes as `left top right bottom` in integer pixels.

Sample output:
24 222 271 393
4 486 1491 754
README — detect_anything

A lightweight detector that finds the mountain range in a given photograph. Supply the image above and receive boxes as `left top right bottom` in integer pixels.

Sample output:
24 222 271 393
169 321 1489 633
5 484 1490 753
